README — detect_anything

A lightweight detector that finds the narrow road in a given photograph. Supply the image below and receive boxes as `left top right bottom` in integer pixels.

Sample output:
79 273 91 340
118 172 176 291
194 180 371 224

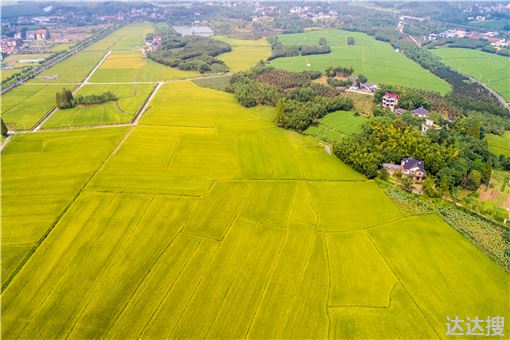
466 75 510 111
132 81 163 125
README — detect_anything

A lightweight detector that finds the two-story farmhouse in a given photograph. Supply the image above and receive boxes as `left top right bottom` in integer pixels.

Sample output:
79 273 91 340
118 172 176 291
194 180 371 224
382 93 399 112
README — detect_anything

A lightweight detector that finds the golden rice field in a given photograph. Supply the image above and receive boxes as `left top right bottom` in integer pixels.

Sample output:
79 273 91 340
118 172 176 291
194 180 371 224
43 83 155 128
2 81 507 339
215 36 272 72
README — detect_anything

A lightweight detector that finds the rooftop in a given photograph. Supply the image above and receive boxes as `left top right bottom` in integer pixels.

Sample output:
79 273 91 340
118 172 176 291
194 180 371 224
402 157 425 171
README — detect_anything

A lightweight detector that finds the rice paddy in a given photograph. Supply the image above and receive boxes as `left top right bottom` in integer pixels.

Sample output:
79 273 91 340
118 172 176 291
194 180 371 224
2 36 507 339
215 36 272 72
431 47 510 103
487 131 510 156
1 84 65 130
268 29 451 94
43 83 155 128
305 110 367 142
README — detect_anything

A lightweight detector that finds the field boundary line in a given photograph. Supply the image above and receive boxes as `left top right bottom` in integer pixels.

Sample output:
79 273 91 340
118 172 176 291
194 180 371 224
132 239 203 339
1 126 130 291
105 197 204 338
0 133 14 152
364 230 441 339
165 134 181 171
279 229 317 333
244 183 298 337
323 232 333 339
64 195 157 339
132 81 163 125
168 190 254 337
327 281 399 309
244 226 288 338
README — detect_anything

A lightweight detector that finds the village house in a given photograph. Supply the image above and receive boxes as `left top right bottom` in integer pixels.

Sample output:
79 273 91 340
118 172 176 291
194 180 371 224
383 157 427 182
395 108 407 115
25 29 48 40
421 119 441 135
359 82 378 93
0 37 19 54
411 106 430 118
382 93 399 112
401 157 427 181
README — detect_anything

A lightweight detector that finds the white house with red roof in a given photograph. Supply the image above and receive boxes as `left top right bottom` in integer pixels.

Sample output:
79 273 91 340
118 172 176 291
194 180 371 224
382 93 399 112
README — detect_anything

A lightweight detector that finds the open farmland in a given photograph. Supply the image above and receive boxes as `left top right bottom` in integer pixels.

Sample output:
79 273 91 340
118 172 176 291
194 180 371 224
2 80 508 339
268 29 451 94
1 84 64 130
89 51 199 82
215 36 272 72
1 127 128 287
89 23 200 82
305 110 367 142
431 47 510 102
43 83 155 128
29 50 105 83
487 132 510 156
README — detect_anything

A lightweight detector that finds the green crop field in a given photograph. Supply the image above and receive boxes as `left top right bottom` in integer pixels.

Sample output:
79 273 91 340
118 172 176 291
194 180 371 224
215 36 272 72
268 29 451 94
43 83 155 128
2 81 507 339
30 51 105 83
305 110 367 142
1 84 65 130
432 47 510 102
487 132 510 156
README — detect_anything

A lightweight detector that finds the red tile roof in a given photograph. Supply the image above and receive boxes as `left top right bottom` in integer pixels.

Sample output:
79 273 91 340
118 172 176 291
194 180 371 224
383 93 399 99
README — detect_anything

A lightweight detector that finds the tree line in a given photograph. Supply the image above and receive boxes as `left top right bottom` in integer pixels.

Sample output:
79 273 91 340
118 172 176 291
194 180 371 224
56 88 118 109
267 36 331 61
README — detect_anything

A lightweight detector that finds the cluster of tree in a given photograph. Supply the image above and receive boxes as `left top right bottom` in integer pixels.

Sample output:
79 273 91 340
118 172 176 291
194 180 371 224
1 118 8 137
56 88 75 109
267 36 331 61
276 95 353 132
272 16 305 34
333 114 499 194
374 85 431 111
327 78 352 87
347 37 355 45
402 44 509 119
56 88 117 109
423 38 509 56
465 111 510 136
252 66 319 90
325 66 354 78
74 91 118 106
230 64 353 131
424 38 489 50
148 27 231 73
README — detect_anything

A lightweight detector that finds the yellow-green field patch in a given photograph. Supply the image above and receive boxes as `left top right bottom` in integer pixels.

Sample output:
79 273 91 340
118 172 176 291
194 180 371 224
215 36 272 72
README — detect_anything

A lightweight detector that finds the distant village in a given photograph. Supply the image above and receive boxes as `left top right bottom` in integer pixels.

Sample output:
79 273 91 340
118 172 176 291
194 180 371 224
425 28 509 48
